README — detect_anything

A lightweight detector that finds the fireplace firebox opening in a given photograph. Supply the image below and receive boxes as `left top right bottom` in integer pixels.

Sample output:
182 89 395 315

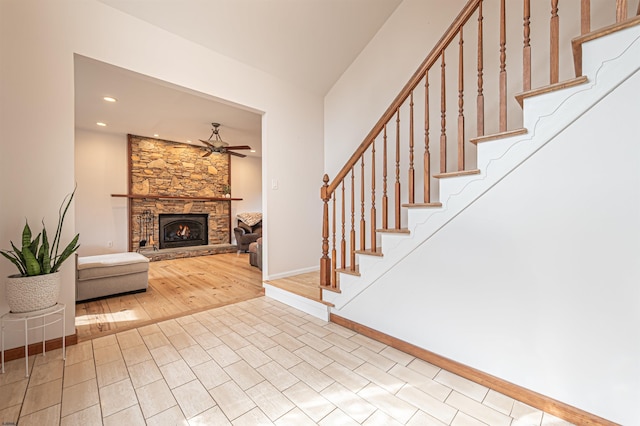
159 214 209 249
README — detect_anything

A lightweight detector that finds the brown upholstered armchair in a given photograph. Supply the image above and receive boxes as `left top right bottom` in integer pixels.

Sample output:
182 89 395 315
234 217 262 252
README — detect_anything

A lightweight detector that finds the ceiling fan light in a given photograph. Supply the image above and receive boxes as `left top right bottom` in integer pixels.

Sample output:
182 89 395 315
103 96 117 102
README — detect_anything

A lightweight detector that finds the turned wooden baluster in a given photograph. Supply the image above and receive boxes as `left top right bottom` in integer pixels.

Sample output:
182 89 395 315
382 125 389 228
523 0 532 91
409 92 415 203
395 109 401 229
581 0 591 35
617 0 628 22
370 140 377 251
550 0 560 84
360 155 366 250
424 72 431 203
350 168 356 270
477 1 485 137
331 191 336 287
340 180 346 270
457 28 465 171
320 174 331 287
440 53 447 173
499 0 507 132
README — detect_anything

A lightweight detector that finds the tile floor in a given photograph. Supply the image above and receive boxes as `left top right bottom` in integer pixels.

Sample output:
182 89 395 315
0 297 574 425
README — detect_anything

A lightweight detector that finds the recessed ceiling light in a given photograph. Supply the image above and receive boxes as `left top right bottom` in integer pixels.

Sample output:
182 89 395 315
186 140 192 143
250 150 256 153
96 122 107 127
154 134 159 137
103 96 117 102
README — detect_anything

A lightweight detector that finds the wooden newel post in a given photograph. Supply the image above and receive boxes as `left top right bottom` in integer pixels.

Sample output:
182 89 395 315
320 174 332 287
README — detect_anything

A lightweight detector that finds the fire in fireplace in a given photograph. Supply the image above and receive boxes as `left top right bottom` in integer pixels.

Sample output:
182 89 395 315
158 213 209 249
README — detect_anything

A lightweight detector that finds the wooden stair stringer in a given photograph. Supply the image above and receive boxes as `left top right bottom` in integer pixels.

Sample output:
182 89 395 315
322 28 640 310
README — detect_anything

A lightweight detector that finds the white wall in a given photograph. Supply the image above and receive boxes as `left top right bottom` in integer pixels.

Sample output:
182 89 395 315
75 129 128 256
230 155 262 244
332 69 640 425
0 0 323 346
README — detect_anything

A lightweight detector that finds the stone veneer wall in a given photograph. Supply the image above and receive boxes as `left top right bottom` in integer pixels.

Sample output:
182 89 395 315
128 135 232 251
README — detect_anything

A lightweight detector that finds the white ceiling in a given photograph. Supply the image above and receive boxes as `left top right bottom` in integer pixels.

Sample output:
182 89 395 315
76 0 402 156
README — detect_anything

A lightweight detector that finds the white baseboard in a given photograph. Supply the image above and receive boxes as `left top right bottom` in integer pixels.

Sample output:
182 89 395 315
263 283 330 321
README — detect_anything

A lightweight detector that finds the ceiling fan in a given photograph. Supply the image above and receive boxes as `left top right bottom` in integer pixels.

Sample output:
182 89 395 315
199 123 252 158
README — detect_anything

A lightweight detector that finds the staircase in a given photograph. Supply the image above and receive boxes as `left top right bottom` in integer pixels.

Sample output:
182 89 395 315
268 1 640 424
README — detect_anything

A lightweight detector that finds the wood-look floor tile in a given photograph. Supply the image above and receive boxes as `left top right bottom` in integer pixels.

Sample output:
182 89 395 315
264 345 302 370
236 344 272 368
0 404 21 424
100 378 138 417
128 359 164 389
289 362 334 392
357 383 417 424
26 358 64 387
146 405 186 426
19 403 61 426
21 378 63 416
136 379 177 419
92 334 118 349
160 359 197 389
396 384 457 424
206 343 241 367
282 381 335 422
246 381 295 421
406 410 448 426
60 403 102 426
389 364 451 401
168 332 197 350
116 329 144 349
179 344 211 367
224 360 265 390
209 380 256 421
93 344 123 367
65 341 93 366
103 404 146 426
61 378 99 418
191 359 231 390
256 361 299 392
188 405 232 426
407 357 441 379
352 346 396 371
322 381 376 423
323 346 365 371
363 409 405 426
273 407 317 426
322 362 369 394
150 344 181 366
445 391 512 426
96 358 129 388
143 332 171 350
122 343 153 366
293 346 333 370
318 408 360 426
435 370 489 402
172 379 215 419
192 331 223 350
232 406 275 425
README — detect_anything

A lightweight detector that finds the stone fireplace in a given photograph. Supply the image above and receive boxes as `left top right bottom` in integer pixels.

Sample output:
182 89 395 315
159 213 209 249
123 134 239 258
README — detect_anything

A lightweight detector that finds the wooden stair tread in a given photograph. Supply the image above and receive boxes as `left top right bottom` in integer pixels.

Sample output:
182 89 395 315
336 266 360 276
354 248 383 257
470 128 528 145
402 202 443 208
572 15 640 76
319 284 341 295
376 228 410 234
515 76 588 107
433 169 480 179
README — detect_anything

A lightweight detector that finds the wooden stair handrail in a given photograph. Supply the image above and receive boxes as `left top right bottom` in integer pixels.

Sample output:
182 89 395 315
326 0 482 196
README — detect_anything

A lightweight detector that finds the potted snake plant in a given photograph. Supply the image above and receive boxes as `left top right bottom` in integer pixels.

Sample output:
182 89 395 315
1 188 80 312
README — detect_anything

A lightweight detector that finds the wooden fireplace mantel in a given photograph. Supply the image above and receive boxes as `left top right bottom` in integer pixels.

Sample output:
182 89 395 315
111 194 243 201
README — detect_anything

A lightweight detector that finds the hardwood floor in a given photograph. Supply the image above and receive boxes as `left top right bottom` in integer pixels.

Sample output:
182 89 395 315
75 253 263 341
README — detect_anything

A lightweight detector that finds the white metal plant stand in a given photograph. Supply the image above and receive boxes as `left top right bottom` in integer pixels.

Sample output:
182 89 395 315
1 303 66 377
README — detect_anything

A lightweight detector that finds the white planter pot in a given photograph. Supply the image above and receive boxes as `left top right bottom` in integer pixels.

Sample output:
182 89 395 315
5 272 60 313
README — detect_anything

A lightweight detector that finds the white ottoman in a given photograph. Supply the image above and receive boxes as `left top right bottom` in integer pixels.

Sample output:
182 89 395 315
76 253 150 302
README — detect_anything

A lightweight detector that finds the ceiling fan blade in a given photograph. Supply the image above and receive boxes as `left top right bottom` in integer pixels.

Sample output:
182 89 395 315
202 151 213 157
228 151 247 158
225 145 252 150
